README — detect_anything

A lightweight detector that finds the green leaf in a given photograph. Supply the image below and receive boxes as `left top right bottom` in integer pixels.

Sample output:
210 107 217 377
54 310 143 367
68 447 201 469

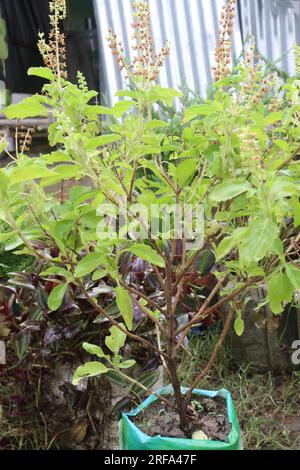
47 283 68 311
144 120 169 130
0 170 9 198
216 235 236 260
105 324 127 354
210 180 251 203
269 181 298 202
126 244 166 268
292 196 300 227
11 330 31 362
11 164 56 184
176 159 197 188
82 342 108 358
87 134 121 149
183 104 215 123
285 264 300 292
112 100 136 118
106 370 128 387
3 96 48 119
268 272 293 315
274 140 288 151
50 164 82 180
271 238 284 258
234 315 245 337
115 90 139 100
265 112 283 126
115 286 133 331
90 105 113 115
41 267 73 282
129 370 160 397
92 269 107 281
42 151 73 164
73 362 109 385
148 86 182 106
28 67 55 81
0 137 8 154
75 253 103 278
240 218 279 264
118 359 136 369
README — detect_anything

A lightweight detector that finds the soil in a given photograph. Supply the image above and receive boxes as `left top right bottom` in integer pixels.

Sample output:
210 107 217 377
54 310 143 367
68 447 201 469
132 395 232 442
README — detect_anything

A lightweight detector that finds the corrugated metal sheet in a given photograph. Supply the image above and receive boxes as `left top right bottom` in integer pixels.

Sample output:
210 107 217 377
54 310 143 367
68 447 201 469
93 0 242 105
93 0 299 105
239 0 300 76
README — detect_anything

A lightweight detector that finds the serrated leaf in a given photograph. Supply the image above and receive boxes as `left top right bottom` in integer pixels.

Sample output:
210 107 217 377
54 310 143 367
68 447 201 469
72 362 109 385
41 267 73 281
115 90 139 100
112 100 135 118
91 105 113 115
11 164 56 183
28 67 55 81
176 159 197 188
292 196 300 227
216 236 236 260
266 112 283 126
144 120 169 130
0 170 9 197
115 286 133 331
210 180 251 202
0 138 8 154
274 140 288 151
285 264 300 292
269 181 298 202
239 218 279 264
92 269 107 281
268 272 293 315
3 96 48 119
126 244 165 268
149 87 181 106
47 164 82 180
75 253 103 278
87 134 121 149
183 104 215 123
47 284 68 311
42 151 73 164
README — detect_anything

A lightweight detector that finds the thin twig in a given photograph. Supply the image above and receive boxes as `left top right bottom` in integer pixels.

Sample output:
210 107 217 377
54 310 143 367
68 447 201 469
185 305 236 402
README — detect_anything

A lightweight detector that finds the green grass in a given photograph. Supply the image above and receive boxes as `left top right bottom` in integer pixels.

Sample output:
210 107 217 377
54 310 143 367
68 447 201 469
179 329 300 450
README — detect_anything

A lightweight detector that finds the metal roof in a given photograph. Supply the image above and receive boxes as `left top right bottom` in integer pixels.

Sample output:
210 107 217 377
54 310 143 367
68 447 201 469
93 0 299 105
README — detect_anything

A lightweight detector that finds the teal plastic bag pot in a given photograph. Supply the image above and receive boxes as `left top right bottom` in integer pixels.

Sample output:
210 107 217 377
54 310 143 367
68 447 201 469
121 385 240 450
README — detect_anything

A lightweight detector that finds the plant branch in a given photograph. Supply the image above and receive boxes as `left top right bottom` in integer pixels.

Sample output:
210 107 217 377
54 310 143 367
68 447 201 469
111 363 174 409
185 304 236 402
175 275 228 350
78 279 168 360
277 145 300 171
176 276 261 338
